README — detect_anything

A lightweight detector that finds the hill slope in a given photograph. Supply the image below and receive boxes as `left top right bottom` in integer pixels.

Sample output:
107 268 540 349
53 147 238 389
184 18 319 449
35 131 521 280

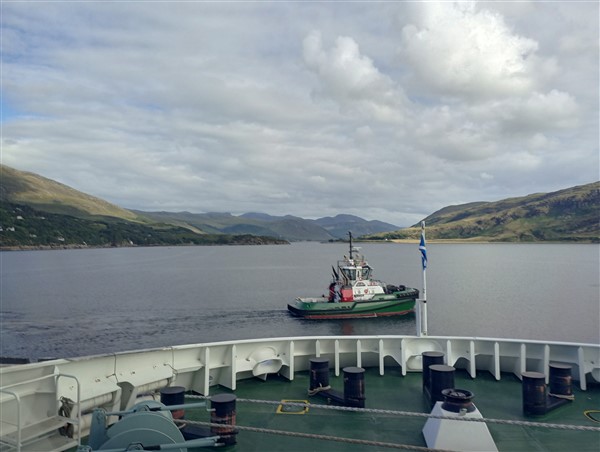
4 165 595 244
0 165 400 243
134 211 400 241
0 165 398 245
0 202 285 249
312 214 400 239
0 164 140 221
0 166 287 248
135 211 337 241
366 182 599 242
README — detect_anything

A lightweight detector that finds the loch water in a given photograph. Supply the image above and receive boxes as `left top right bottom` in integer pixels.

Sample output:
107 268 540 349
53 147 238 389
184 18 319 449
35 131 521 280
1 242 598 361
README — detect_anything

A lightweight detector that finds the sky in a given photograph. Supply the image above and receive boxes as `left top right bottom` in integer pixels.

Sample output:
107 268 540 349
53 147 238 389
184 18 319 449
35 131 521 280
1 1 598 227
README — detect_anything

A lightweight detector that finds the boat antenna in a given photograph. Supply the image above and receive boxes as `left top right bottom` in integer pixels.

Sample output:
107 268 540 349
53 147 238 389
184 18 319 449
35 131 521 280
348 231 353 260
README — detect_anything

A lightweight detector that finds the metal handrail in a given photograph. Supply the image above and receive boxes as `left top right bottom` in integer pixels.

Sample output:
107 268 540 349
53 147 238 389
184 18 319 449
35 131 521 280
0 388 21 450
0 372 82 451
56 373 82 447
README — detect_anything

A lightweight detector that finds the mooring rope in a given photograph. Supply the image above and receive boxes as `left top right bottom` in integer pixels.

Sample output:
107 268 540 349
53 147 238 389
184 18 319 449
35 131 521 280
185 394 600 432
548 392 575 400
173 419 454 451
307 383 332 396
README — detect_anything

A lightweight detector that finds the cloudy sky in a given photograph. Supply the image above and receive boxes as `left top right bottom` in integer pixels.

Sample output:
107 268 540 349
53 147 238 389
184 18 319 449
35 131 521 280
2 1 598 226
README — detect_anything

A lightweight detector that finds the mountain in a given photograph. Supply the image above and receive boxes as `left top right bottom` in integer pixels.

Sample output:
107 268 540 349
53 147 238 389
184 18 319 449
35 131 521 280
0 164 141 222
364 182 599 243
134 211 401 241
5 164 594 245
0 165 399 246
0 165 287 248
312 214 400 239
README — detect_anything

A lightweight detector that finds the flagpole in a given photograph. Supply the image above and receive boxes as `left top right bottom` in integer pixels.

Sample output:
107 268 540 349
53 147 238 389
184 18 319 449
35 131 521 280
419 221 428 336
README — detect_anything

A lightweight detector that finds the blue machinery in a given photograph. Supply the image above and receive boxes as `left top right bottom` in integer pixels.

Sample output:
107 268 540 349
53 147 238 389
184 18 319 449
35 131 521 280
77 391 237 452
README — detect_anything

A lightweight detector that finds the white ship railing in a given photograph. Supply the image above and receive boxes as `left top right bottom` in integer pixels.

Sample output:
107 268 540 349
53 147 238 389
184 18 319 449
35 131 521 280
1 335 599 451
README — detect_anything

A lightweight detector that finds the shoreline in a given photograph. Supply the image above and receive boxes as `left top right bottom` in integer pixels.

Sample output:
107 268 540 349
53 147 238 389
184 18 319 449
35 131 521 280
3 239 597 251
361 238 598 244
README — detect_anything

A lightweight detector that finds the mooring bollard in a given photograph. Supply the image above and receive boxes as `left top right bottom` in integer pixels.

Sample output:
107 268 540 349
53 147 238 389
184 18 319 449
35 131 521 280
428 364 455 407
522 371 547 416
549 363 573 398
343 366 366 408
160 386 186 419
309 357 330 393
210 393 237 446
422 351 445 392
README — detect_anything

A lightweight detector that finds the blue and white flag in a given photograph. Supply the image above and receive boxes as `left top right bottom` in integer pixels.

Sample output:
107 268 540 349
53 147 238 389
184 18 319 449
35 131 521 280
419 232 427 270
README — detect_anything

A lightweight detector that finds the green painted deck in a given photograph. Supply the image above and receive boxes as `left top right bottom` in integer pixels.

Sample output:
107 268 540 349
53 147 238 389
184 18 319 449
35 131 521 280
179 368 600 451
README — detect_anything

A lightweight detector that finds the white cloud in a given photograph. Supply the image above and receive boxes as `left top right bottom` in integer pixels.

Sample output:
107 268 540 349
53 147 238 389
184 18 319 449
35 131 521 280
1 1 597 226
303 30 407 122
399 2 540 100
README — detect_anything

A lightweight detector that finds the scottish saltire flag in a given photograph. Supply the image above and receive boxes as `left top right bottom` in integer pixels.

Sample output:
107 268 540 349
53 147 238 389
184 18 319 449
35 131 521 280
419 232 427 269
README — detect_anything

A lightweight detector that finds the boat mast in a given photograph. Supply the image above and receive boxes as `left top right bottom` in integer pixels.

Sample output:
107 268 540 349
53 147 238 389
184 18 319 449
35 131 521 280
348 231 353 260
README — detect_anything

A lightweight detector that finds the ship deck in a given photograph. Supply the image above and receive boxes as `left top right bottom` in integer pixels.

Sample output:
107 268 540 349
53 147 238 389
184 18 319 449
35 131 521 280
5 335 598 452
180 367 600 451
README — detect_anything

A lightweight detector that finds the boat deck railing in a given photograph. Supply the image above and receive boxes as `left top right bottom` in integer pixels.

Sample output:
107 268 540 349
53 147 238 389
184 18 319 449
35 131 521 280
0 372 81 452
1 335 599 451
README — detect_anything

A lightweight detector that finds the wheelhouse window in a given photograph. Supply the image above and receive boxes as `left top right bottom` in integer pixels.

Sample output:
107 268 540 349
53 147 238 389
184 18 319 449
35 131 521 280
360 266 372 280
341 268 357 281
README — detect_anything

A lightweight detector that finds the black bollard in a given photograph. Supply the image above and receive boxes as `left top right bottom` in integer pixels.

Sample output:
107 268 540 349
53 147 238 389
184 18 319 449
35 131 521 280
422 351 445 392
549 363 573 397
429 364 455 406
309 358 330 392
160 386 185 419
343 367 366 408
522 371 547 416
211 394 237 446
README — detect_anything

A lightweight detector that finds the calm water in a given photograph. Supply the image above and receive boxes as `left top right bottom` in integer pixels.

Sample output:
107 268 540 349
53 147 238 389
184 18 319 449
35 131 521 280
1 242 598 360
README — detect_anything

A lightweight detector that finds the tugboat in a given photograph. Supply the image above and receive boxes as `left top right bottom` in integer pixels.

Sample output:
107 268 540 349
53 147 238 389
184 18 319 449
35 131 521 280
287 232 419 319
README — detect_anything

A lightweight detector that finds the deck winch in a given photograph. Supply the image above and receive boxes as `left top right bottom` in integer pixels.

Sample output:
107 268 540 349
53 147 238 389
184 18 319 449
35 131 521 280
77 393 238 451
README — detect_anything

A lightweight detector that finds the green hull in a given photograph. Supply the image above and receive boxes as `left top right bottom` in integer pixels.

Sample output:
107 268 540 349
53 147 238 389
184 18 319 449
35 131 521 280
288 290 418 319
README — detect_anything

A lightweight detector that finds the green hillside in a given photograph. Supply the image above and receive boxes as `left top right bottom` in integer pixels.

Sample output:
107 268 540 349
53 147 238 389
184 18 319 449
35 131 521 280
365 182 599 243
0 165 396 245
135 211 337 241
3 164 597 246
0 202 287 249
0 165 288 249
0 164 142 221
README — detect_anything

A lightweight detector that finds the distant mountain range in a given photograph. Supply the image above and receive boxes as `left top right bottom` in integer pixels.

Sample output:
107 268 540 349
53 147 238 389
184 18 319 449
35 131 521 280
1 164 598 248
0 165 399 247
133 210 399 241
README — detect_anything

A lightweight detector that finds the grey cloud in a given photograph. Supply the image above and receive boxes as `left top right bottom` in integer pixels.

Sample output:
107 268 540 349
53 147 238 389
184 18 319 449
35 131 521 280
2 1 597 226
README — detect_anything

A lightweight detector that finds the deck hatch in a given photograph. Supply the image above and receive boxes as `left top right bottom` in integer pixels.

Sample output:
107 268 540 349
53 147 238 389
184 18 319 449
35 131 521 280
276 399 309 414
